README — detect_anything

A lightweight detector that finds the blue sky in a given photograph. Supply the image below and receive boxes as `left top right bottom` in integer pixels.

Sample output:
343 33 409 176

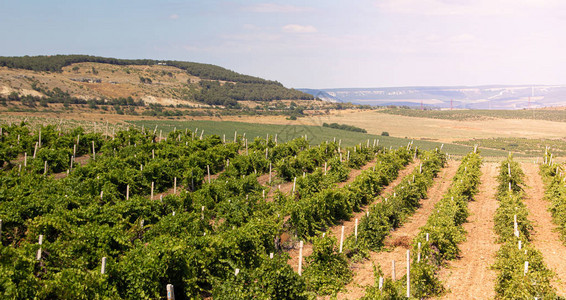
2 0 566 88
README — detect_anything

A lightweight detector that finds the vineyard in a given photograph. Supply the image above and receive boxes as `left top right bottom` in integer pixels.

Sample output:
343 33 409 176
1 122 566 299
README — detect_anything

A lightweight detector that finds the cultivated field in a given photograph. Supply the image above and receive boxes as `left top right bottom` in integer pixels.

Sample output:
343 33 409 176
2 120 566 299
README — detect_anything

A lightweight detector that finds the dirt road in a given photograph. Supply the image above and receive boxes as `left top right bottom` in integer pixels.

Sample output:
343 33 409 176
436 162 500 299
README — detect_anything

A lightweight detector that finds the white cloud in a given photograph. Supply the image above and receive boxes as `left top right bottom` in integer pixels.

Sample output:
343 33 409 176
169 14 179 20
243 3 313 13
282 24 318 34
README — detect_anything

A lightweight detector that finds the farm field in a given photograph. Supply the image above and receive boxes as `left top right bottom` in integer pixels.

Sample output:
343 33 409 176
378 107 566 123
456 137 566 158
196 109 566 147
2 121 566 299
127 119 510 157
3 106 565 159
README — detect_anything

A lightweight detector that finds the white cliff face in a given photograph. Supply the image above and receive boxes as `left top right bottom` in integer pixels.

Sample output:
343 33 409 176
300 85 566 109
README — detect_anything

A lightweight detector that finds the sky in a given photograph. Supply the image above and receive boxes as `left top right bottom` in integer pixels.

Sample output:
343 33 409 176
2 0 566 89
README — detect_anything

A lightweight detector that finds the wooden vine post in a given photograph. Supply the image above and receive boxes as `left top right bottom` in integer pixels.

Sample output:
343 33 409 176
524 261 529 275
354 219 358 242
406 250 410 298
166 284 175 300
298 241 304 276
339 225 345 253
37 235 44 261
207 165 211 183
101 257 107 274
292 177 296 193
392 260 396 281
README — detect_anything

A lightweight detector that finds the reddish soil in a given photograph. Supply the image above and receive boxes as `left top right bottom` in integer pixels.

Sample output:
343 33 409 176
335 159 460 299
435 162 500 299
286 160 422 274
522 163 566 296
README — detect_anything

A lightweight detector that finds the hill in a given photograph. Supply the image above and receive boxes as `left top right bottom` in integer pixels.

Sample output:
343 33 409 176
0 55 314 108
300 85 566 109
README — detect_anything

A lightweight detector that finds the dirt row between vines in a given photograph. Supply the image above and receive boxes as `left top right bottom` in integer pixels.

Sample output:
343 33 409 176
435 162 500 299
286 159 422 273
522 163 566 296
333 159 461 299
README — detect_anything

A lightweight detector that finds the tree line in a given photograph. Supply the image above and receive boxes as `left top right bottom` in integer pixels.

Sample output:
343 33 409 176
0 55 283 85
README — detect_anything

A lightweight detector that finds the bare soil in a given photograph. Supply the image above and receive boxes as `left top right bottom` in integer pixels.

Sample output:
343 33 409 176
435 162 500 299
522 163 566 296
333 160 460 299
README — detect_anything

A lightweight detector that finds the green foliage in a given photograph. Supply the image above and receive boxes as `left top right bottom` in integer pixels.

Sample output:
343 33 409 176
493 242 556 299
212 254 307 300
289 148 412 239
0 55 314 104
410 261 444 298
361 265 406 300
303 236 352 295
353 150 445 253
492 154 557 298
3 123 385 298
322 122 367 133
540 153 566 246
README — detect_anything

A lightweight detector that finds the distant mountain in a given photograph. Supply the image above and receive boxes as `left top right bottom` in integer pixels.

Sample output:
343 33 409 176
301 85 566 109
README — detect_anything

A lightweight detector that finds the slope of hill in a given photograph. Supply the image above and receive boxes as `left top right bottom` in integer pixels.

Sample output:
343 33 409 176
300 85 566 109
0 55 314 108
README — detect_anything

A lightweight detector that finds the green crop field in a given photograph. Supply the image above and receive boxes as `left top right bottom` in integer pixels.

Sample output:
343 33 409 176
128 120 515 157
378 108 566 122
456 137 566 157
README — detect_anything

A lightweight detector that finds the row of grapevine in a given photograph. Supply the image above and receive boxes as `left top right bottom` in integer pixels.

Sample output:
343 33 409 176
492 155 556 298
539 150 566 245
297 149 446 297
215 143 410 298
0 122 406 299
287 147 413 239
284 148 415 296
0 124 300 298
345 149 446 257
362 150 481 298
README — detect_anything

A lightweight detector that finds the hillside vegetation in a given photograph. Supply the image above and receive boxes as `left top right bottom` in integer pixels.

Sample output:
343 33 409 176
0 55 313 108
